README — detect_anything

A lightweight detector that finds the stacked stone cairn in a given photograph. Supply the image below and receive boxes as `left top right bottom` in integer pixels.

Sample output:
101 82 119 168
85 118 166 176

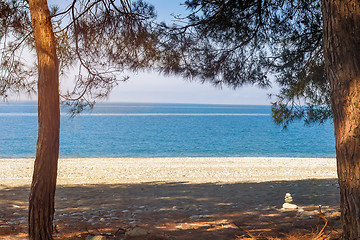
282 193 298 210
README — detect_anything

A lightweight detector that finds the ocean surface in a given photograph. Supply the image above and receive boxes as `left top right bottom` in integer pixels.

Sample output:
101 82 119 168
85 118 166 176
0 102 335 158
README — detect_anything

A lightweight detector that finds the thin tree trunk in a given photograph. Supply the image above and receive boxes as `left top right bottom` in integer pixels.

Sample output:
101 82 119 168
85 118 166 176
28 0 60 239
322 1 360 239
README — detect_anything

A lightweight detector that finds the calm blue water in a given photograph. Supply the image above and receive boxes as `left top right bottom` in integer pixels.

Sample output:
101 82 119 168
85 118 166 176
0 102 335 158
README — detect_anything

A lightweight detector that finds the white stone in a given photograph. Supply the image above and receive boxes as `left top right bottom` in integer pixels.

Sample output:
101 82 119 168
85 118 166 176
282 203 298 210
284 193 293 203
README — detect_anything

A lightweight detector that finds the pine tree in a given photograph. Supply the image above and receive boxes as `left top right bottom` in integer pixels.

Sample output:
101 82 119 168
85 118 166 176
159 0 360 238
1 0 157 238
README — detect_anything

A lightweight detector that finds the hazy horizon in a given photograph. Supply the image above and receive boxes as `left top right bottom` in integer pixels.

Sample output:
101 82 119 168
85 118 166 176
9 0 279 106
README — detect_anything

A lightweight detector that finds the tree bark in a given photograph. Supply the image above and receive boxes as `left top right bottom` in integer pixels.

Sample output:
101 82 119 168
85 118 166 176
28 0 60 239
322 1 360 239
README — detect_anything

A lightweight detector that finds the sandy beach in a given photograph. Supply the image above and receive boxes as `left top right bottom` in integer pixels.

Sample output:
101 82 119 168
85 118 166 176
0 157 341 239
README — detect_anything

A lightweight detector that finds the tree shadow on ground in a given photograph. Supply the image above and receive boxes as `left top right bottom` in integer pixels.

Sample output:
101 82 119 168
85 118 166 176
0 179 341 239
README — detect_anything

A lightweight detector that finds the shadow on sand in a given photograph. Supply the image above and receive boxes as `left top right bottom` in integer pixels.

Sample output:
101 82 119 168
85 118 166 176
0 178 341 239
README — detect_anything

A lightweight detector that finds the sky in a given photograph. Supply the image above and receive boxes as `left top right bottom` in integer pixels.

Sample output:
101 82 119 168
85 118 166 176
108 0 279 105
13 0 279 105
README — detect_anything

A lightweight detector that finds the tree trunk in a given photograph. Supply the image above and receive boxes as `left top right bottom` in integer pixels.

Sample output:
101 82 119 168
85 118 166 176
322 1 360 239
28 0 60 239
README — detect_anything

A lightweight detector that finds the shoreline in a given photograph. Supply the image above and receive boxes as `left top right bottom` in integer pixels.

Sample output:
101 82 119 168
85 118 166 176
0 157 337 187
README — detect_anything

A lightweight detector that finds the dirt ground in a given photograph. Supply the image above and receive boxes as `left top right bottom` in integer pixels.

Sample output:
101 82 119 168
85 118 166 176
0 178 342 239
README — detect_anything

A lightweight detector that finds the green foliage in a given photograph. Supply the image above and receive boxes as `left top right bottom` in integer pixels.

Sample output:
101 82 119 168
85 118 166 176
62 100 95 117
159 0 331 126
272 102 332 129
0 0 158 110
54 0 158 108
1 0 332 125
0 0 36 99
159 0 270 88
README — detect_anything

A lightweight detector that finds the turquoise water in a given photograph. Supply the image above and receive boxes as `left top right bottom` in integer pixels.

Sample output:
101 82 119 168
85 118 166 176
0 102 335 158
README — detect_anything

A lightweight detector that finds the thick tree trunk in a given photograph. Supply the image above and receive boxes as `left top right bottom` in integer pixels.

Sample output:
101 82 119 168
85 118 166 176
28 0 60 239
322 1 360 239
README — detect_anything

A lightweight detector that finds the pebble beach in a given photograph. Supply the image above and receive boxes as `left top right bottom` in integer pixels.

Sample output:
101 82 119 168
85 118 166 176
0 157 342 239
0 157 337 187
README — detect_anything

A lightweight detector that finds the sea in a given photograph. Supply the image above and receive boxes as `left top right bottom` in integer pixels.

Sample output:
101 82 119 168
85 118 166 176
0 102 336 158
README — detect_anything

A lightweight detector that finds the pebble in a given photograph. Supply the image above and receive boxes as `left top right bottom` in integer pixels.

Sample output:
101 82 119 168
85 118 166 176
325 210 341 218
189 215 207 219
297 208 304 213
300 211 316 217
125 227 148 237
88 229 99 235
259 216 269 221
